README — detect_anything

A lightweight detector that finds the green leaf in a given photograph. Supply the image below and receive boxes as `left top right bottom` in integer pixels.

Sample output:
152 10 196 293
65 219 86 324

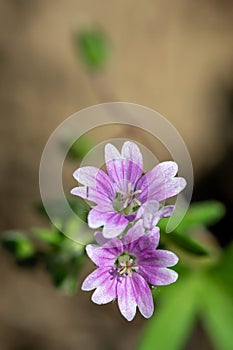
178 201 225 230
208 243 233 298
32 228 64 246
74 27 110 70
138 273 201 350
67 197 89 223
158 201 224 256
67 136 94 160
2 231 35 260
63 217 93 247
46 252 85 295
201 277 233 350
165 231 209 256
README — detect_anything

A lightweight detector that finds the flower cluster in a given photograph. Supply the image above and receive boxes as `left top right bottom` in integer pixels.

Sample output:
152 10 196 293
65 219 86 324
71 141 186 321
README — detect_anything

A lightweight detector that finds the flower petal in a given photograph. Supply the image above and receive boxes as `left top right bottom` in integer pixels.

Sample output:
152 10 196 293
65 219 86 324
102 213 129 238
158 205 175 219
86 239 123 266
106 159 142 192
94 231 108 245
140 266 178 286
146 227 160 247
156 161 178 177
88 206 129 238
136 200 160 229
140 250 179 267
122 220 145 246
132 273 154 318
91 272 117 304
72 166 115 202
81 267 110 291
105 143 121 163
132 231 160 258
73 166 102 186
88 204 113 228
121 141 143 170
71 186 111 204
117 276 137 321
137 161 186 202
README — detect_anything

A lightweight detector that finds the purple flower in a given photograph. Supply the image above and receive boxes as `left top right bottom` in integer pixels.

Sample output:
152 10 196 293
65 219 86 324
136 200 175 233
71 141 186 238
82 221 179 321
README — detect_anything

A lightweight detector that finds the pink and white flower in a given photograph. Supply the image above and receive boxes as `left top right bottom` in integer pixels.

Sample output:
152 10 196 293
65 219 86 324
82 221 179 321
71 141 186 238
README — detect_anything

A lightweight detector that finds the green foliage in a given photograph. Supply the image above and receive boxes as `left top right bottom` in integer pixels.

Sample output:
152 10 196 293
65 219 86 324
46 242 85 295
201 277 233 350
1 222 87 295
165 230 209 256
138 272 201 350
2 231 35 260
32 227 64 246
158 201 225 256
177 201 226 230
44 230 86 295
68 136 94 161
138 201 228 350
74 27 110 70
207 243 233 300
138 253 233 350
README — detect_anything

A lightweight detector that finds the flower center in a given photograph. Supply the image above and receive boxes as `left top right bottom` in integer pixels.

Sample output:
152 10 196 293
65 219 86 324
113 182 142 215
115 253 138 277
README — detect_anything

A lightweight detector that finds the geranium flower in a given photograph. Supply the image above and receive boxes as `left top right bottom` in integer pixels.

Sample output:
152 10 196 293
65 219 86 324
71 141 186 238
136 200 175 233
81 221 179 321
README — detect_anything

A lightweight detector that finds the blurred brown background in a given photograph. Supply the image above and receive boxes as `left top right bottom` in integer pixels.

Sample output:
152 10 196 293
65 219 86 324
0 1 233 349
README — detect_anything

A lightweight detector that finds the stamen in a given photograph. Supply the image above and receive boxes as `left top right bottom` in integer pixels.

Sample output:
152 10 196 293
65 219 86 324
123 197 130 209
133 198 142 206
132 189 142 195
116 253 138 277
114 182 142 212
119 266 127 275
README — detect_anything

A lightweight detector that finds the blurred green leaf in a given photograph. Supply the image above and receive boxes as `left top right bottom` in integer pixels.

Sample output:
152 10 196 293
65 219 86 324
69 197 89 223
47 252 85 295
201 277 233 350
138 273 201 350
158 201 225 256
74 27 110 70
165 231 209 256
208 243 233 297
178 201 225 230
64 217 93 247
32 228 64 246
61 237 85 257
2 231 35 260
68 136 94 160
